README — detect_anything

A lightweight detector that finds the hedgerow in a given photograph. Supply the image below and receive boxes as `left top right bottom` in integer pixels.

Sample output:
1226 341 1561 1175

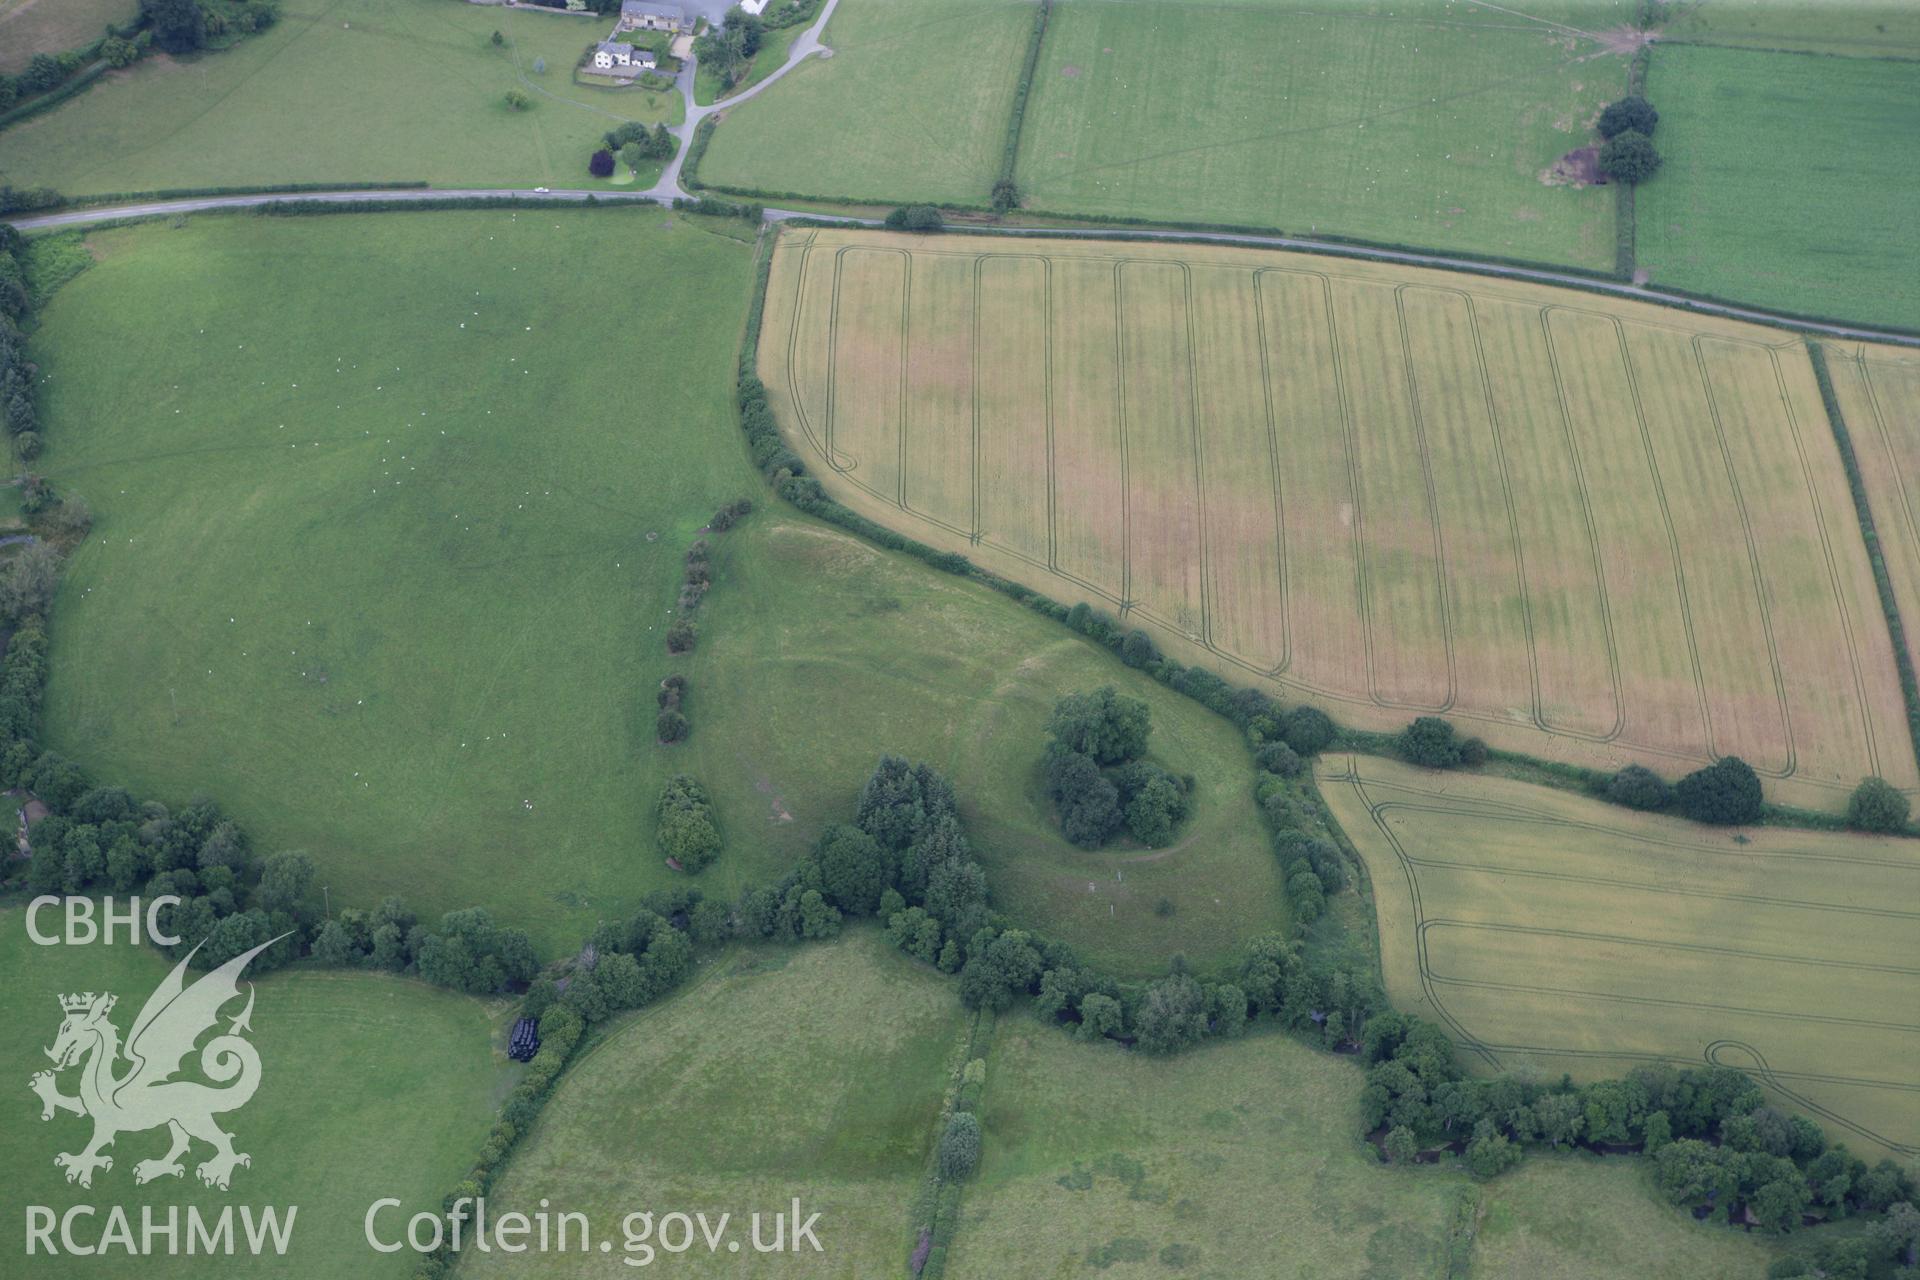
992 0 1053 210
1806 340 1920 769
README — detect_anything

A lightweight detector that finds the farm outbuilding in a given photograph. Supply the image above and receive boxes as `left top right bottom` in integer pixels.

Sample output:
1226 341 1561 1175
617 1 687 33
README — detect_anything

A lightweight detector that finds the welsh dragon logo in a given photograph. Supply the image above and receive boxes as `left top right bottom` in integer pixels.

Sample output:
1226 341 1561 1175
29 936 284 1191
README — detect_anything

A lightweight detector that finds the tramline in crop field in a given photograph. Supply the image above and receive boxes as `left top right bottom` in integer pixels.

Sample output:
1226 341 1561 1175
760 228 1918 811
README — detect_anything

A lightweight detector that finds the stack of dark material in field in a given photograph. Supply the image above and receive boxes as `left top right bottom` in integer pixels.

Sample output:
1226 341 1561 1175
507 1017 541 1062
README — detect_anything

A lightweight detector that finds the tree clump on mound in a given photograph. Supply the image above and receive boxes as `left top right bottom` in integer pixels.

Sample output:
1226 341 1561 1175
1846 775 1909 833
1674 756 1762 825
1041 686 1190 849
588 148 615 179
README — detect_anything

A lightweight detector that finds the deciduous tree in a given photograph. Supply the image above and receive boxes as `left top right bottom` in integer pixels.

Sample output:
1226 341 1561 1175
1675 756 1762 824
1599 130 1662 185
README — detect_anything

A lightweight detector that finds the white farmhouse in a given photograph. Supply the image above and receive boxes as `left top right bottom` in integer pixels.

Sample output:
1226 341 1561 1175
591 40 658 77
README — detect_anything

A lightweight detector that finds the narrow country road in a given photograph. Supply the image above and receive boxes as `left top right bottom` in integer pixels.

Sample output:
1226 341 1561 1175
15 190 1908 347
4 0 1914 350
644 0 841 201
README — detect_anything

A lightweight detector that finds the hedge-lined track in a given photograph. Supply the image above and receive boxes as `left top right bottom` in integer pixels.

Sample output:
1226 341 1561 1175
1318 754 1920 1159
762 230 1918 810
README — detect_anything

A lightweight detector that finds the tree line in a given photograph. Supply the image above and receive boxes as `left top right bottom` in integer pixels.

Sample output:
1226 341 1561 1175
0 0 279 124
694 1 821 95
1390 710 1911 835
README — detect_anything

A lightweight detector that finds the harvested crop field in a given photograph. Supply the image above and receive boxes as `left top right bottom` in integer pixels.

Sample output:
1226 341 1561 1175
1826 342 1920 679
759 228 1919 810
1318 753 1920 1160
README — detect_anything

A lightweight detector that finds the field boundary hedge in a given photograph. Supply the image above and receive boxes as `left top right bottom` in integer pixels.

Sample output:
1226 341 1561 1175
1656 38 1920 64
680 117 719 189
1612 46 1651 281
1334 727 1855 832
1805 340 1920 772
910 1009 995 1279
0 60 111 132
995 0 1052 194
34 196 654 233
49 181 431 208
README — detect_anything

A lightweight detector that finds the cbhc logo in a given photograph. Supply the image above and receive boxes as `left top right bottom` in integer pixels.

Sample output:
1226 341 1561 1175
26 896 182 947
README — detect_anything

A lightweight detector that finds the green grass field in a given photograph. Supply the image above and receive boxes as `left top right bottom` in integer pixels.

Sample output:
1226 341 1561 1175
35 209 760 952
1656 0 1920 58
1012 0 1626 267
1318 753 1920 1161
950 1012 1779 1278
34 210 1282 974
0 0 682 196
954 1016 1469 1278
0 0 135 75
695 0 1033 203
468 932 1780 1277
467 929 965 1278
683 514 1288 976
0 907 507 1277
1471 1152 1784 1279
1636 42 1920 329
